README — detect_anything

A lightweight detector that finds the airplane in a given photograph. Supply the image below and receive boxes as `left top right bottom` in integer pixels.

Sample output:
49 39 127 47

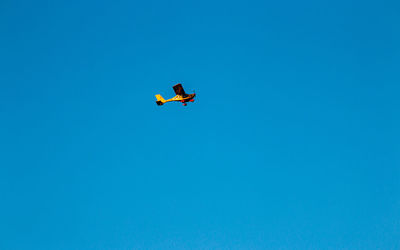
155 83 196 106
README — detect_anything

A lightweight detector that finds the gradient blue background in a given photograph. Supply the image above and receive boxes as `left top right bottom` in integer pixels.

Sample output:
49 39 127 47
1 0 399 249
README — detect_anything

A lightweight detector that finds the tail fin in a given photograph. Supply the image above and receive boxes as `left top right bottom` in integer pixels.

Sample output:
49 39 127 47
155 94 166 106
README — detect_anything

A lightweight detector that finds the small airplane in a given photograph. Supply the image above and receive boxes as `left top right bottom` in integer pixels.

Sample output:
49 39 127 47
155 83 196 106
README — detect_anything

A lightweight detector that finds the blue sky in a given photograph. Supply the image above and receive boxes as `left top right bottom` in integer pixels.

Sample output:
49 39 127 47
1 0 399 249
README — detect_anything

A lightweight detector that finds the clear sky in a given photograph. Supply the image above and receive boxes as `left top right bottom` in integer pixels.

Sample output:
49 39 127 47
1 0 399 249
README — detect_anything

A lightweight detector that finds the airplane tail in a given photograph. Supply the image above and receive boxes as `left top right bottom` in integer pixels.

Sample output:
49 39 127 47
155 94 166 106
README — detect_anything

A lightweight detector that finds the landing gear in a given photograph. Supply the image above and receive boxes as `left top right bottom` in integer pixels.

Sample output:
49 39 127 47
190 99 194 102
183 103 187 106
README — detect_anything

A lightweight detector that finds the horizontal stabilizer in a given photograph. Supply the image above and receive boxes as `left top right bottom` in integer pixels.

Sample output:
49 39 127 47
155 94 166 106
